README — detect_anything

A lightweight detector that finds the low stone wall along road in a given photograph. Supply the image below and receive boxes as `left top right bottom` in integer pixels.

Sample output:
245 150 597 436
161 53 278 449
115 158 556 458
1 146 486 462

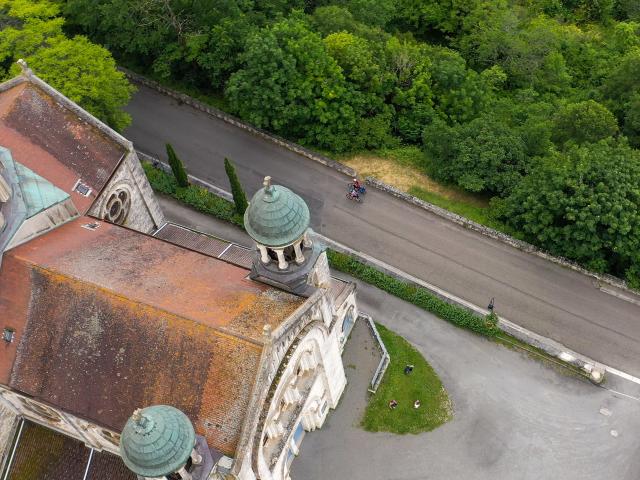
125 85 640 377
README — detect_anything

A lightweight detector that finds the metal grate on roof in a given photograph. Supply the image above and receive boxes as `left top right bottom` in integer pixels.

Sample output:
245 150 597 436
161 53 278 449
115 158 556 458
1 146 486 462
154 223 253 269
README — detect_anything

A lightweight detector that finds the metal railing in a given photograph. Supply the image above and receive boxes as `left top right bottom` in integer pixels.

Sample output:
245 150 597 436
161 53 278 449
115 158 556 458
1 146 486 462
359 313 390 394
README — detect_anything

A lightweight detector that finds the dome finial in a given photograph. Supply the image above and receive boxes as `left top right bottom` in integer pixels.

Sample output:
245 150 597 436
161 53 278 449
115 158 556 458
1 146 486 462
263 176 272 193
132 408 142 422
132 408 150 428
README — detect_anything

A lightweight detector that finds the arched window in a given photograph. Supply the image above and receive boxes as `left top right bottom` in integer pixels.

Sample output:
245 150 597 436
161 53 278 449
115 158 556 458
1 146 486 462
342 307 355 334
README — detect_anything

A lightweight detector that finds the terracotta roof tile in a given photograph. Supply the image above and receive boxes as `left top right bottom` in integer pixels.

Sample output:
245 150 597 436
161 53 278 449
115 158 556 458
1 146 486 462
1 218 305 455
0 82 125 213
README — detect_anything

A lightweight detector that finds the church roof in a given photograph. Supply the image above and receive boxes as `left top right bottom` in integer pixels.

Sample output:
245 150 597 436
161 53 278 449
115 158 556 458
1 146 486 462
0 218 305 456
0 78 126 214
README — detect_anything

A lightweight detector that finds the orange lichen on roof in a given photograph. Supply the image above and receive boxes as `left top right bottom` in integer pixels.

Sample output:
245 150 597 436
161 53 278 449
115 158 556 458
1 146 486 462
0 253 31 385
1 218 305 455
9 217 304 342
0 81 125 213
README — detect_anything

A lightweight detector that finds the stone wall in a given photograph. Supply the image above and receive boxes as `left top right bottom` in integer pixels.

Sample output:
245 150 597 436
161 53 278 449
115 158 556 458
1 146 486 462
0 402 18 473
89 151 165 233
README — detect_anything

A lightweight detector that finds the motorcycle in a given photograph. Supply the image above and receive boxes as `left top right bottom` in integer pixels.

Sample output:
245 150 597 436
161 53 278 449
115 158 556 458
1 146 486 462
346 190 362 202
348 183 366 195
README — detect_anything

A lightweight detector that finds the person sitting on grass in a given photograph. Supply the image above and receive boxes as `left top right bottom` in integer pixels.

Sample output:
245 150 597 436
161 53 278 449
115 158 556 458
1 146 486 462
414 400 421 409
389 399 398 409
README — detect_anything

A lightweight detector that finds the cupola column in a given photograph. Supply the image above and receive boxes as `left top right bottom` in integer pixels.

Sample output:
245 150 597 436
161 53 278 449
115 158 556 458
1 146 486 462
274 248 288 270
191 448 203 465
303 232 312 249
257 244 270 264
293 241 305 264
178 466 192 480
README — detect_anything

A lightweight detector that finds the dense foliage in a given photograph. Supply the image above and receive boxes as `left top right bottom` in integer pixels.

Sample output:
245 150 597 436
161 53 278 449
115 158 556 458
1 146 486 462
493 139 640 286
0 0 134 131
224 157 248 214
166 143 189 187
142 162 244 227
60 0 640 283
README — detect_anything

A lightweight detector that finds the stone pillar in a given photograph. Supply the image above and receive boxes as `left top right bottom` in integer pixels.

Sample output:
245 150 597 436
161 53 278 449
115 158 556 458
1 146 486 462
191 448 203 465
257 244 270 264
293 241 305 264
178 466 192 480
274 249 288 270
302 231 312 249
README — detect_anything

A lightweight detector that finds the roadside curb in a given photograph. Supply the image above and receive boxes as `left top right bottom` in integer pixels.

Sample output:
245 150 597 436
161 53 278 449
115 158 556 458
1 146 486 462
122 69 356 178
365 177 637 298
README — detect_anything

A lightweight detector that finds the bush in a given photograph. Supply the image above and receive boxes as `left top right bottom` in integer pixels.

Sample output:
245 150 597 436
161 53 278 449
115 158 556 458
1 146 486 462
224 157 248 214
166 143 189 188
327 250 499 337
142 162 244 228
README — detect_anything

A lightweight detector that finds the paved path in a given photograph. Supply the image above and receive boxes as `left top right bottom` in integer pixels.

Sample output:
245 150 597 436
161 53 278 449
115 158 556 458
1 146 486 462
125 86 640 376
292 280 640 480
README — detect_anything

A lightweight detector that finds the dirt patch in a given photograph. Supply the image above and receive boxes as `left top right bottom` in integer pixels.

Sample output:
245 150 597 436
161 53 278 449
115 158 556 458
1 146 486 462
344 155 488 208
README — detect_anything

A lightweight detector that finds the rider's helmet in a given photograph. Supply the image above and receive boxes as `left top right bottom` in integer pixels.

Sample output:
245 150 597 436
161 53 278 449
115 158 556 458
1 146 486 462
353 178 357 182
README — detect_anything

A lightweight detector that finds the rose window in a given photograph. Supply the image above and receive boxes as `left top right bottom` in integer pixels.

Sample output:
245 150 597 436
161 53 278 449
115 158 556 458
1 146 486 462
103 188 131 224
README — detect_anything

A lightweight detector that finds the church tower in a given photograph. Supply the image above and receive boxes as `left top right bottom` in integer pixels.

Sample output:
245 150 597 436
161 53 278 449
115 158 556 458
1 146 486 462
244 176 327 296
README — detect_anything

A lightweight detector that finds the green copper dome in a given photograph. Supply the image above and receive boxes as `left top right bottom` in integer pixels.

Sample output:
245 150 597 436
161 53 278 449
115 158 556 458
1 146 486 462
119 405 195 478
244 177 310 248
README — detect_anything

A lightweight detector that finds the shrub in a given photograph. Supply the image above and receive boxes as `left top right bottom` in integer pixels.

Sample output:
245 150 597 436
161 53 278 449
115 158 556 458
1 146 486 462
142 162 244 228
166 143 189 188
327 250 500 337
224 157 248 214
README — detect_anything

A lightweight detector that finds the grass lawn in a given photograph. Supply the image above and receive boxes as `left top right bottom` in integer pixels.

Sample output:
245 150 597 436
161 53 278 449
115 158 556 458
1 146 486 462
342 147 520 237
361 323 452 434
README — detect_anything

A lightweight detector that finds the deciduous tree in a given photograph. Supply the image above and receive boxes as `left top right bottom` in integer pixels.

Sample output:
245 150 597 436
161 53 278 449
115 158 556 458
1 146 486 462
492 139 640 280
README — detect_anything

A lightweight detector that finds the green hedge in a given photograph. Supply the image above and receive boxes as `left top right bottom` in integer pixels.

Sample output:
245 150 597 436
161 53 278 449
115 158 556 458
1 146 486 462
142 162 244 228
327 250 499 337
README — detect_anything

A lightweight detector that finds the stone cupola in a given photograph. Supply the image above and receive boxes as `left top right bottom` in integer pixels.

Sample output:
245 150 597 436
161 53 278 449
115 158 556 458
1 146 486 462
120 405 212 480
244 176 323 295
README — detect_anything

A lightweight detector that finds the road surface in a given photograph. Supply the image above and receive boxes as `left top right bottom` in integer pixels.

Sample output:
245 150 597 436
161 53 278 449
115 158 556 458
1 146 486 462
125 86 640 377
293 280 640 480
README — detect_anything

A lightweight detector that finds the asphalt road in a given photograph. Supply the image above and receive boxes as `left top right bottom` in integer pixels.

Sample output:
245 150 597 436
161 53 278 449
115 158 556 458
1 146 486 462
125 86 640 376
293 281 640 480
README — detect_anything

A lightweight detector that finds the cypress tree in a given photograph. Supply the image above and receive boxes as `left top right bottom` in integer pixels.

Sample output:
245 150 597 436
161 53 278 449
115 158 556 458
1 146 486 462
224 157 248 214
166 143 189 187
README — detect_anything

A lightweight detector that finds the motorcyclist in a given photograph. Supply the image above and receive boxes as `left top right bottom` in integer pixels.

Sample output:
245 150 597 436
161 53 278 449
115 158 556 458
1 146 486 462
352 178 361 192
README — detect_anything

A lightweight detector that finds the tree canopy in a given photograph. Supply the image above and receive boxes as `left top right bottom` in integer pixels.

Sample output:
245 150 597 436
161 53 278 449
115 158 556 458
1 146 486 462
0 0 134 131
493 139 640 285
